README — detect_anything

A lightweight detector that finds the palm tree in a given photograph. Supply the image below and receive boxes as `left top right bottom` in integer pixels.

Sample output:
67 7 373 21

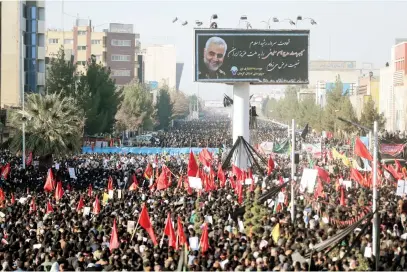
8 93 85 161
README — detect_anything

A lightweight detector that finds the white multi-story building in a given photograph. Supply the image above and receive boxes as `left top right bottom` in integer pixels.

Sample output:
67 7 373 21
142 44 176 90
0 0 45 107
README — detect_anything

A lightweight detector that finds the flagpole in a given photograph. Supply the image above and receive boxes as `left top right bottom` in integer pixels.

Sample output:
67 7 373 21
290 119 295 222
372 121 379 270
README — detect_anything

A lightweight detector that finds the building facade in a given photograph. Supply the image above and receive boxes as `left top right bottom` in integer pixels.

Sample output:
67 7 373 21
0 0 45 107
46 21 140 85
142 45 176 89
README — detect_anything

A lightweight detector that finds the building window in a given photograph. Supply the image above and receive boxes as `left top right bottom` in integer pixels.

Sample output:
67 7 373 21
64 39 73 44
77 61 86 66
111 54 131 61
91 39 101 45
78 31 87 35
77 46 87 50
111 70 131 77
111 39 131 47
48 38 59 44
94 55 102 62
30 6 36 19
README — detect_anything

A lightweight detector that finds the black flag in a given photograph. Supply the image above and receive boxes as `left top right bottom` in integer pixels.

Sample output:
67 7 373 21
301 123 309 140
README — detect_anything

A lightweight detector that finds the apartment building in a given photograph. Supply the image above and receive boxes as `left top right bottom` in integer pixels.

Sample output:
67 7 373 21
46 20 140 85
0 0 46 108
142 44 176 89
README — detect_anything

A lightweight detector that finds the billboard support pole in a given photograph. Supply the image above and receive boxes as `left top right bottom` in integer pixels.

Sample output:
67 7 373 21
232 83 250 169
290 119 295 222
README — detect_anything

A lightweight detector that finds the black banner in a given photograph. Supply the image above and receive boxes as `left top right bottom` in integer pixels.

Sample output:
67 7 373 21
194 29 309 84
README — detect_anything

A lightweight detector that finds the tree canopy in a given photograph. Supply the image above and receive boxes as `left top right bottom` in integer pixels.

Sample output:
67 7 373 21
360 97 386 129
8 93 84 156
155 88 174 130
115 82 154 132
171 90 189 119
264 76 361 134
81 56 121 135
46 48 121 135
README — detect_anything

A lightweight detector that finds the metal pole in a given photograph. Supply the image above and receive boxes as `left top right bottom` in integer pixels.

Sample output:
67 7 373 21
372 121 379 270
290 119 295 221
21 33 26 169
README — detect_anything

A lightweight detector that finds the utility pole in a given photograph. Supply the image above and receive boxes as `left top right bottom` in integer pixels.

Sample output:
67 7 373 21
290 119 295 221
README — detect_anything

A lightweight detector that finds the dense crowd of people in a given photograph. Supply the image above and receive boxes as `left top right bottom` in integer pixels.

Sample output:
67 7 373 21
0 117 406 271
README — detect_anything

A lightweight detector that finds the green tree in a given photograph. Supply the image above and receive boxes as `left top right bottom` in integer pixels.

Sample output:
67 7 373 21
115 82 154 132
244 187 268 235
155 88 173 130
360 97 386 129
323 76 358 134
297 97 323 132
171 90 189 119
46 46 80 97
81 56 121 135
8 93 84 157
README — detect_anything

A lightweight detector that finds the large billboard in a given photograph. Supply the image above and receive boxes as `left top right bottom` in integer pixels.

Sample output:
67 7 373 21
194 29 309 84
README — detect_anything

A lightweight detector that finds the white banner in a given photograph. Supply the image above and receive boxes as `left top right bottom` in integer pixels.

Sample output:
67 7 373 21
259 142 274 154
302 143 322 158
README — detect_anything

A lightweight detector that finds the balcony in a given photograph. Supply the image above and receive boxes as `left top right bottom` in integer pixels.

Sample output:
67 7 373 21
37 46 45 60
38 21 45 34
36 1 45 8
37 72 45 86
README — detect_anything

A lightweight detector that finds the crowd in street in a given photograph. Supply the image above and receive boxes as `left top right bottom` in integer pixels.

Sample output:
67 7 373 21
0 118 405 271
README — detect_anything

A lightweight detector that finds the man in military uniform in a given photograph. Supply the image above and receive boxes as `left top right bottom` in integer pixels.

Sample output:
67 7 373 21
198 36 227 79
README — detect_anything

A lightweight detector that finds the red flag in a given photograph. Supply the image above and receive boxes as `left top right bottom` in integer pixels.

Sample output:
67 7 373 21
77 196 84 211
198 149 212 167
93 196 100 214
314 179 324 199
109 219 120 252
267 156 275 175
200 223 209 253
55 181 64 201
248 168 255 192
314 166 331 182
26 152 33 166
354 137 373 161
386 164 403 180
340 186 346 206
1 163 10 180
107 176 114 191
157 168 170 190
350 168 364 183
144 163 153 180
164 213 176 248
237 180 243 204
232 165 243 180
395 160 403 172
10 193 15 205
176 216 188 250
217 165 226 187
44 169 54 192
46 201 54 214
138 205 158 246
88 184 93 197
187 151 199 177
29 198 36 214
0 189 5 203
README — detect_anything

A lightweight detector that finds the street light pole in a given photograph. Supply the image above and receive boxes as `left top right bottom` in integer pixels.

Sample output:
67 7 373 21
21 33 26 169
290 119 296 222
372 120 379 270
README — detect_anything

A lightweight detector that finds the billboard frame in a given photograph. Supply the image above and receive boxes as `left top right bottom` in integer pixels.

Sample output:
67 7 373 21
194 28 310 85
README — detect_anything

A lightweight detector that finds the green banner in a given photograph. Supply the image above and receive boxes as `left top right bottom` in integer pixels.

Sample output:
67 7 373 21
273 139 290 154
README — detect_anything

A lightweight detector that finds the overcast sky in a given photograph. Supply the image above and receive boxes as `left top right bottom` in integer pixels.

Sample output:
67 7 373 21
45 0 407 100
